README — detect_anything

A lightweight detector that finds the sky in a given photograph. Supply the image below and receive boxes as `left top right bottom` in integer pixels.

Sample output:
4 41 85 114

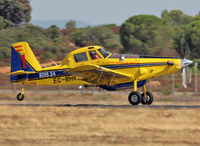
30 0 200 25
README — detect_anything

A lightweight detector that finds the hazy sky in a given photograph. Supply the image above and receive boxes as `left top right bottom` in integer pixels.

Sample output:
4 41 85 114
30 0 200 25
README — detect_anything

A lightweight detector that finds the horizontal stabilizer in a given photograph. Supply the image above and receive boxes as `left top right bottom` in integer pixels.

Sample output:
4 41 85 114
9 70 35 75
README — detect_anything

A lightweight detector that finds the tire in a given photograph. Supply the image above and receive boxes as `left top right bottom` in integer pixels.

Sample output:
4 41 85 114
17 93 24 101
128 91 142 105
141 91 153 105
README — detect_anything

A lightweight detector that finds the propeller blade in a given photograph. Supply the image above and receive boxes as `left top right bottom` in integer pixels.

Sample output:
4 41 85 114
186 66 192 84
182 67 187 88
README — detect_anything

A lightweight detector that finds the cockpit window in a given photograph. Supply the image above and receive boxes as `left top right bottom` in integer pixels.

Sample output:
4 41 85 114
89 50 101 60
98 48 111 58
74 52 88 62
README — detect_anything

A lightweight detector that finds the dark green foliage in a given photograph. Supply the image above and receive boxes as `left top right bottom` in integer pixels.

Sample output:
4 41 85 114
0 16 5 30
46 25 62 43
43 45 58 59
162 10 193 27
173 21 200 59
0 0 31 28
120 15 173 54
66 20 76 30
193 59 200 69
1 8 200 63
193 15 200 21
70 25 121 50
43 51 56 60
0 24 61 60
0 46 10 60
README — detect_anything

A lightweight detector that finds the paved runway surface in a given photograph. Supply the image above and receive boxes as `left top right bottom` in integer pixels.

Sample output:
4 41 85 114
1 103 200 109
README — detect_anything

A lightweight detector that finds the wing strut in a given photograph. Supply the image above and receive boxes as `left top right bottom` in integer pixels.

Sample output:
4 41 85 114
109 75 115 86
97 72 103 83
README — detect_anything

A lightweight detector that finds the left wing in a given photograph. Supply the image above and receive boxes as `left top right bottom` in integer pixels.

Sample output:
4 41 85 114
66 65 132 85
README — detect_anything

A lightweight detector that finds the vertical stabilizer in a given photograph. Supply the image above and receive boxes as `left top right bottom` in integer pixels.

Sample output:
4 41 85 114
11 42 41 73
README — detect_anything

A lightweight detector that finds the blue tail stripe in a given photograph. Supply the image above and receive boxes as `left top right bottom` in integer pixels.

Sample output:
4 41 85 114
10 47 34 82
11 47 23 72
11 47 34 72
24 62 34 72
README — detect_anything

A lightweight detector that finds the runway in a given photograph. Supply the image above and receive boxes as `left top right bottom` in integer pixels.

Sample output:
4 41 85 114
1 103 200 109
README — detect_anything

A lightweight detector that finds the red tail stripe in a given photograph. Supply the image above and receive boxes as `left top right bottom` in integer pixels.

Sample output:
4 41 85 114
20 54 26 69
15 45 22 48
16 49 23 52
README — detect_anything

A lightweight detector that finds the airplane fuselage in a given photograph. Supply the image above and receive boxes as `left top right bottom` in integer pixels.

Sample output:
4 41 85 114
13 57 181 88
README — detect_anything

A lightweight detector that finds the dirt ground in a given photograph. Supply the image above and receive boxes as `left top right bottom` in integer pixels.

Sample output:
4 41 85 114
0 92 199 146
0 90 200 105
0 106 200 146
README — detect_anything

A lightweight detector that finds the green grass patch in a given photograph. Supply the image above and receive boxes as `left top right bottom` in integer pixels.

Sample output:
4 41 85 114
161 89 171 95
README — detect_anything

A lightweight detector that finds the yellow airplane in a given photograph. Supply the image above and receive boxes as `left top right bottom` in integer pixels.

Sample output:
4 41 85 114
10 42 192 105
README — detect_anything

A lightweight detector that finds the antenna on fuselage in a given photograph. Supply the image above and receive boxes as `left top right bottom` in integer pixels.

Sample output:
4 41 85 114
140 50 144 58
48 58 57 66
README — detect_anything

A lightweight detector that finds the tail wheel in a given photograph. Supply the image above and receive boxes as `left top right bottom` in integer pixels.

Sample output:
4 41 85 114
141 91 153 105
128 91 142 105
17 93 24 101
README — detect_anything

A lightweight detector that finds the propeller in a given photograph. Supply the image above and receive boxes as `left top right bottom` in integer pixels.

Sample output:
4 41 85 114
182 66 187 88
179 40 193 88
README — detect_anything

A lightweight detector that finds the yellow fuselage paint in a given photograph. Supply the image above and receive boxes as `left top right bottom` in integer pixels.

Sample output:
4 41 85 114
17 45 181 86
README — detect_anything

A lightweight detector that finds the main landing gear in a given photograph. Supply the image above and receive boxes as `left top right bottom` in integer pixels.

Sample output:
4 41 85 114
128 81 153 105
17 88 25 101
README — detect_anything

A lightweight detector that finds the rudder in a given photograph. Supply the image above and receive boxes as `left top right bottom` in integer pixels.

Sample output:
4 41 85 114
10 42 41 82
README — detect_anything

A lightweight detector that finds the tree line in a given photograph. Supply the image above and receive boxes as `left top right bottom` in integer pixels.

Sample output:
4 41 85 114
0 0 200 62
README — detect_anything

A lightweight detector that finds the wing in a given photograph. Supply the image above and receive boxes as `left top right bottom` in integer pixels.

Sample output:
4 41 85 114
66 65 132 85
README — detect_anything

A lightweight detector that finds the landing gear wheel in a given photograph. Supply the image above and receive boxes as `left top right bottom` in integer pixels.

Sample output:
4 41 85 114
17 93 24 101
128 91 142 105
141 91 153 105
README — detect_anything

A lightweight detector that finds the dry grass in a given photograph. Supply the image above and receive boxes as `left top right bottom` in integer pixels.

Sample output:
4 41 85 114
0 92 199 145
0 106 199 146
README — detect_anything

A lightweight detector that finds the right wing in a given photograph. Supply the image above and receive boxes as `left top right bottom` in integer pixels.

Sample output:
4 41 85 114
66 64 132 85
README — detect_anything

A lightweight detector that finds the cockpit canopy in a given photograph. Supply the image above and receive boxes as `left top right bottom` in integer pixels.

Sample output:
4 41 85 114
98 48 110 58
73 47 111 63
61 46 111 66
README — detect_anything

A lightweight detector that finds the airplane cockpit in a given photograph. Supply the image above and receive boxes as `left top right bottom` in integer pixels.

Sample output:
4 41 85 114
72 47 111 63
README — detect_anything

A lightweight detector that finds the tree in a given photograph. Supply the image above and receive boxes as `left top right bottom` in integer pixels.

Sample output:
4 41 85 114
161 10 192 27
70 25 121 50
173 21 200 59
0 24 62 60
46 25 62 43
0 0 31 28
120 15 172 54
192 12 200 21
0 16 5 30
66 20 76 30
